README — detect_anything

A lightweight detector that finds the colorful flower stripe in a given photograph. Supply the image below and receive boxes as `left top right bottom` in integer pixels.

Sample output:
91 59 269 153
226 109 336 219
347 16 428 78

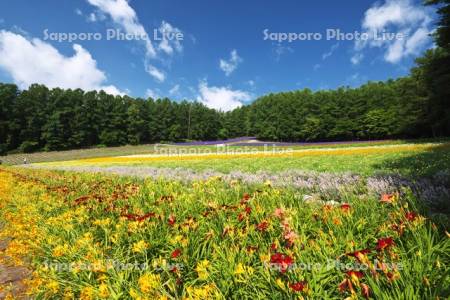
49 143 448 165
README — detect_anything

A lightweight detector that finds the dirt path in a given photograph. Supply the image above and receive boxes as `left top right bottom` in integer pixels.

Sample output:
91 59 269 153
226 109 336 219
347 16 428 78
0 236 31 299
0 171 31 299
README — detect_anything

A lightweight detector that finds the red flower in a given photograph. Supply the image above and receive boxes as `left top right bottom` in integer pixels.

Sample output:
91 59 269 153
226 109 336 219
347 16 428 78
340 203 351 213
289 281 307 292
240 193 251 204
376 237 394 251
270 253 294 273
244 206 252 215
339 278 351 293
346 270 364 279
380 193 395 203
238 212 245 222
246 246 258 253
168 215 176 226
270 243 278 251
405 212 417 221
171 248 181 259
136 212 156 222
256 221 269 232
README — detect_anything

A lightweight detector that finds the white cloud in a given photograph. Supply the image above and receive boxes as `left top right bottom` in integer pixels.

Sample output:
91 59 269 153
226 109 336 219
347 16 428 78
313 64 321 71
145 64 165 82
0 30 123 95
351 53 364 65
86 1 184 82
219 49 242 76
322 43 339 60
273 43 293 61
75 8 83 16
353 0 433 64
88 13 98 22
169 84 180 95
87 0 156 58
197 80 252 112
145 88 161 99
157 21 183 55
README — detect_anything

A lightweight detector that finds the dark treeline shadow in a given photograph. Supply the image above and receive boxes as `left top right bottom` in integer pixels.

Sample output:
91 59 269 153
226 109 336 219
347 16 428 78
376 143 450 178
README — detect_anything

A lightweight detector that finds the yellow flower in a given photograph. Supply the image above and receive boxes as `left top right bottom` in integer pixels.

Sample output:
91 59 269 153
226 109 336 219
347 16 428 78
276 278 286 291
260 254 270 264
98 283 110 298
195 259 210 280
129 288 142 300
80 286 95 300
93 218 111 227
132 240 149 253
46 280 59 294
234 263 254 280
63 287 74 299
52 244 70 257
138 273 161 293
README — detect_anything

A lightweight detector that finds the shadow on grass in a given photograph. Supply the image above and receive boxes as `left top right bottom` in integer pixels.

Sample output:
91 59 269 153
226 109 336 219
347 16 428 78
376 143 450 178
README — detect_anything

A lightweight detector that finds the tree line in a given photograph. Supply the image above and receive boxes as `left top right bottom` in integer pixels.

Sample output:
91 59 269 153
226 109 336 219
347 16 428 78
0 1 448 154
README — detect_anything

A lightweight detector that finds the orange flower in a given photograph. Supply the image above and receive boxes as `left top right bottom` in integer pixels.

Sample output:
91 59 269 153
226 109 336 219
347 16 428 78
361 283 370 299
346 249 370 263
273 208 285 219
380 193 395 203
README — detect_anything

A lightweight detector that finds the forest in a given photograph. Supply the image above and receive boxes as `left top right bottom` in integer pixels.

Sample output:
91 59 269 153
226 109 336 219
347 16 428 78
0 0 448 154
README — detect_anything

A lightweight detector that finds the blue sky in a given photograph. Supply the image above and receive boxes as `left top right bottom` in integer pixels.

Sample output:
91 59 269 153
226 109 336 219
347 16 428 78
0 0 436 111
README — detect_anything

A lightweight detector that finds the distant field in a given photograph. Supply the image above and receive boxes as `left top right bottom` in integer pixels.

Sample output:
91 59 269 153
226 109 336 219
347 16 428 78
34 142 450 177
4 139 446 165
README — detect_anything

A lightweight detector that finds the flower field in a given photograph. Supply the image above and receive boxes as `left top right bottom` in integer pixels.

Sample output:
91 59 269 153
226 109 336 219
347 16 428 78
35 142 450 177
0 167 449 299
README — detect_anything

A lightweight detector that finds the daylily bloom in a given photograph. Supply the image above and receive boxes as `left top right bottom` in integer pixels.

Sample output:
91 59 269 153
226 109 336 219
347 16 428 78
273 207 285 219
240 193 251 204
168 215 176 226
391 222 405 235
195 259 210 280
283 230 298 244
246 246 258 254
376 237 394 251
405 212 418 221
171 248 181 259
138 273 161 293
340 203 351 213
270 253 294 273
289 281 307 292
346 249 371 263
346 270 364 282
256 220 269 232
380 193 395 203
270 242 278 251
361 283 370 299
132 240 148 253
